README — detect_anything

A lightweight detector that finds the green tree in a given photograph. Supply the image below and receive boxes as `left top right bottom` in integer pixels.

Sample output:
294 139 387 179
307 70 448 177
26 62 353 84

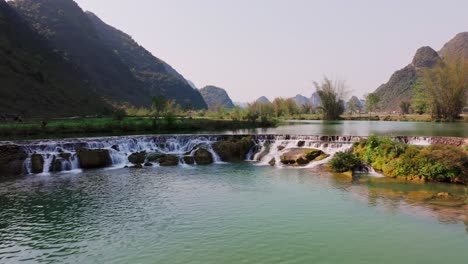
314 77 347 120
399 100 411 115
152 95 168 119
365 93 380 114
412 79 429 115
422 60 468 121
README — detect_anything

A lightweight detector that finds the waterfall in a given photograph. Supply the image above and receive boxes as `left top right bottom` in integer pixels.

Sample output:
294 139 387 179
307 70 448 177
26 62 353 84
0 134 447 175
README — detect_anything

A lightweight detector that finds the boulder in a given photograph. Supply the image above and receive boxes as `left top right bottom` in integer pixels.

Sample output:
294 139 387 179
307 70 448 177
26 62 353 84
212 137 254 162
280 148 324 166
50 156 66 172
77 148 112 169
183 156 195 165
194 148 214 165
59 152 72 161
144 162 153 167
0 145 28 177
147 153 165 162
158 155 179 166
269 158 276 166
131 164 143 169
128 151 146 164
297 141 305 147
277 146 285 151
31 154 44 174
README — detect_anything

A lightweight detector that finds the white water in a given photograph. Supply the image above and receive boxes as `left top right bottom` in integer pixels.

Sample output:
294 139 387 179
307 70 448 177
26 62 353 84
0 134 441 175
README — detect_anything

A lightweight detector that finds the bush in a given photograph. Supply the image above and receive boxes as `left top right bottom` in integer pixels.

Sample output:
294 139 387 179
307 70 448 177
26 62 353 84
330 152 361 173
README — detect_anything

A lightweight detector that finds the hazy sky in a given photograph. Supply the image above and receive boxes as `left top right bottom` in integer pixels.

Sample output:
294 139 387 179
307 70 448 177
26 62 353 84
74 0 467 102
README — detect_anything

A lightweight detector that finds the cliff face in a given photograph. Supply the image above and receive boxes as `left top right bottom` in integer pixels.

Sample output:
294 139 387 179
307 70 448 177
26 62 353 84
199 86 235 109
0 0 112 117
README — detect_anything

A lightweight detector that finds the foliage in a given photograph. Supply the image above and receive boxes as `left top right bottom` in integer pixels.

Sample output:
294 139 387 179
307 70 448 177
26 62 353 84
112 108 127 121
352 136 468 183
365 93 380 113
330 152 361 173
412 79 429 115
399 101 411 114
422 60 468 121
314 77 347 120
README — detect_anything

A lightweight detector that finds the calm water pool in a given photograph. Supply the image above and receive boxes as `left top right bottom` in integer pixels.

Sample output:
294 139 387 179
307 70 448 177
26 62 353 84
222 120 468 137
0 164 467 263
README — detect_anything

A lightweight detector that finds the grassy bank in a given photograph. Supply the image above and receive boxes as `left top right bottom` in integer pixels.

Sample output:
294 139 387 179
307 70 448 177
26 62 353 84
330 136 468 184
290 114 468 122
0 117 278 140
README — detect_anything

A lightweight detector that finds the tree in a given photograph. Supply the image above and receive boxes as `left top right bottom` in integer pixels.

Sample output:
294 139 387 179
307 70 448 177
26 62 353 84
152 95 168 119
422 60 468 121
399 100 411 115
365 93 380 114
347 97 362 114
412 79 429 115
314 77 347 120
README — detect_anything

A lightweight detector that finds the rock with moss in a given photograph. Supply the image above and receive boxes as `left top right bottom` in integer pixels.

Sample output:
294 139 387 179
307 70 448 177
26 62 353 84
128 151 146 164
269 158 276 166
183 156 195 165
31 154 44 174
212 137 254 162
158 155 179 166
77 148 112 169
280 148 325 166
194 148 214 165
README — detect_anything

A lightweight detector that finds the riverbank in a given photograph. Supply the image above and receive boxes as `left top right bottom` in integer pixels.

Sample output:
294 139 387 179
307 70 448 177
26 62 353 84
293 114 468 122
0 117 278 140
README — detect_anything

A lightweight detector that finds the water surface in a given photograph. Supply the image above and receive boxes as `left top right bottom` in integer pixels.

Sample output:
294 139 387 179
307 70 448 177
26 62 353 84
0 164 467 263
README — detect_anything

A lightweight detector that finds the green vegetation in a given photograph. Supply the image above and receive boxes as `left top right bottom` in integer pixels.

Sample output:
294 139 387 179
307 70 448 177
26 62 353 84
350 136 468 184
314 77 346 120
365 93 380 114
330 152 361 173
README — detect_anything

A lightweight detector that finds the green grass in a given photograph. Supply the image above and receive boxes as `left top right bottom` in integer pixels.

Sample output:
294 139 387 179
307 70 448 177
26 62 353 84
0 117 278 140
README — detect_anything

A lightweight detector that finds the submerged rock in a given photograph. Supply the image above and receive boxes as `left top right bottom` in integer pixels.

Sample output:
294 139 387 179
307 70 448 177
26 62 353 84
194 148 214 165
183 156 195 165
77 148 112 169
280 148 324 166
128 151 146 164
144 162 153 167
269 158 276 166
0 145 27 177
31 154 44 174
212 137 254 162
131 164 143 169
158 155 179 166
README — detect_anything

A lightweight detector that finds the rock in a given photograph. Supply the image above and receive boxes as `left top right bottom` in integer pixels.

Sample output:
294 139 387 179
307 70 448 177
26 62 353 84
128 151 146 164
131 164 143 169
144 162 153 167
50 156 66 172
59 152 72 161
147 153 165 162
77 148 112 169
269 158 276 166
159 155 179 166
212 137 254 162
280 148 324 166
31 154 44 174
183 156 195 165
437 192 451 198
111 145 120 151
297 141 305 147
0 145 28 177
277 146 285 151
194 148 214 165
412 46 440 68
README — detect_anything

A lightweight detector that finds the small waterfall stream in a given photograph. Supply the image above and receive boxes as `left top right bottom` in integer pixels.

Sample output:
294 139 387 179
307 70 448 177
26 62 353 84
0 134 446 175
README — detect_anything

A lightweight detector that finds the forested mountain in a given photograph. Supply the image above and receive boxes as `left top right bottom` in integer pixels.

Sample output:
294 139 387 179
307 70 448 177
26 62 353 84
1 0 207 117
0 0 112 117
199 86 234 109
373 32 467 112
86 12 207 109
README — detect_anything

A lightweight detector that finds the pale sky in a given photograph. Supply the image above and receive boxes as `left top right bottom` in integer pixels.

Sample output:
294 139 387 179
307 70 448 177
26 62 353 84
74 0 467 102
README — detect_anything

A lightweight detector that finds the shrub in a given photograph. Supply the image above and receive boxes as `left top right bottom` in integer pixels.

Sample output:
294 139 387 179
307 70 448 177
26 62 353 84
330 152 361 173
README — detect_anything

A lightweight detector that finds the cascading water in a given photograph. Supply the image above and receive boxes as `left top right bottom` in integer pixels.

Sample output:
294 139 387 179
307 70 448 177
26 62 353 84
0 134 445 175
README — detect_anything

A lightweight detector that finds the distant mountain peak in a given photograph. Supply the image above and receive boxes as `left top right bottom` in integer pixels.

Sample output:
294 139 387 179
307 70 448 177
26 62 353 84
412 46 440 68
199 85 234 109
439 32 468 62
256 96 270 104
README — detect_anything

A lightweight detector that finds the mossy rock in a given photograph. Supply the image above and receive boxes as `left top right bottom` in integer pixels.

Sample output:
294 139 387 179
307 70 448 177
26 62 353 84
128 151 146 164
280 148 324 166
147 153 165 162
159 155 179 166
194 148 214 165
212 137 254 162
31 154 44 174
77 148 112 169
269 158 276 166
183 156 195 165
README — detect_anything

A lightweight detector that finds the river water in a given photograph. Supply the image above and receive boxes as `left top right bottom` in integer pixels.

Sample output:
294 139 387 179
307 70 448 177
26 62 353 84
222 120 468 137
0 164 467 263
